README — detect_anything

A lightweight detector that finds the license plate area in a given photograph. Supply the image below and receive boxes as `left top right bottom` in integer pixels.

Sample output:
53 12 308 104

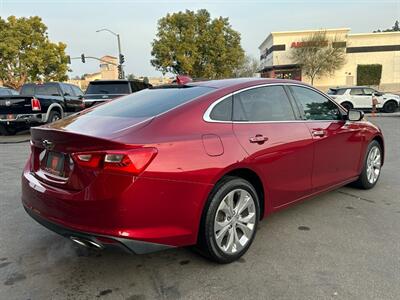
40 151 68 178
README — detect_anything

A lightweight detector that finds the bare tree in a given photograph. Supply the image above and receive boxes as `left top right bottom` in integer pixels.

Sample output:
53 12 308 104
290 31 346 85
233 54 260 78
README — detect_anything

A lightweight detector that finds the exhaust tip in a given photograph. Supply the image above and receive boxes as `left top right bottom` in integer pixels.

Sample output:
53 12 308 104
70 236 103 250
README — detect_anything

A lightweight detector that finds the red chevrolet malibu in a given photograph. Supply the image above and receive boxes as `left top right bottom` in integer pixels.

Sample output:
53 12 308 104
22 78 384 263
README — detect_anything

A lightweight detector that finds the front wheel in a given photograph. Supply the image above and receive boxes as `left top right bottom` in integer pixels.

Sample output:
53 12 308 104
197 177 260 263
353 140 382 189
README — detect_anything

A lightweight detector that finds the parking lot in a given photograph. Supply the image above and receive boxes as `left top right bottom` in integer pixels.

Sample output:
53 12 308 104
0 116 399 300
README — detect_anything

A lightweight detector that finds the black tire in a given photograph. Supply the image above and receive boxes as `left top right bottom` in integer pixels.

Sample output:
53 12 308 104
47 110 61 123
352 140 382 189
341 101 353 111
196 176 260 263
0 124 17 136
382 100 398 113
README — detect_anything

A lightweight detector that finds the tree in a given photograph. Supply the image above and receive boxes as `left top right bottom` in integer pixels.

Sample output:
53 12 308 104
289 31 346 85
0 16 69 89
233 54 260 77
151 9 244 79
126 73 135 80
374 20 399 32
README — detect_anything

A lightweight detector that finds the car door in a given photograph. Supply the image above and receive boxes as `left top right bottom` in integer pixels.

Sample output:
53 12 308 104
350 88 370 108
289 85 364 192
363 88 383 109
232 85 314 208
62 84 83 112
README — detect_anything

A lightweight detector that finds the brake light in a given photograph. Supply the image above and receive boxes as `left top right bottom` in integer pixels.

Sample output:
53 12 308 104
72 148 157 175
31 97 41 111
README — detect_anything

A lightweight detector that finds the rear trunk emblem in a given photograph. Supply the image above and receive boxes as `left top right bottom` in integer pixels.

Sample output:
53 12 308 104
42 140 54 150
5 100 11 106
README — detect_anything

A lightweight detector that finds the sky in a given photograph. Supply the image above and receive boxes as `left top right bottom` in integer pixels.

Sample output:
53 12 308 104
1 0 399 78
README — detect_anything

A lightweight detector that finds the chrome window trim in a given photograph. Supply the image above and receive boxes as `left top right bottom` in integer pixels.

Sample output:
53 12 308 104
203 82 345 124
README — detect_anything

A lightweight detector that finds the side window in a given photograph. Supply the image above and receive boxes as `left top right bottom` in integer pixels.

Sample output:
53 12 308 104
209 96 232 121
233 86 296 121
60 84 73 96
290 86 341 120
350 88 364 96
363 88 375 96
71 85 84 97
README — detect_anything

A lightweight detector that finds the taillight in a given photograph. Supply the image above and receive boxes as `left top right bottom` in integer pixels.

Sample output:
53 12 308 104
31 97 41 111
72 148 157 175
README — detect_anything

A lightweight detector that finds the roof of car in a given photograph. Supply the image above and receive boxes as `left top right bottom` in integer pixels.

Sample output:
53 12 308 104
330 86 375 90
188 78 306 89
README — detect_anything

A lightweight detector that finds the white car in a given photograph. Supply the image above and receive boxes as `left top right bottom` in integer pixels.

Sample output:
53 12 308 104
327 86 400 113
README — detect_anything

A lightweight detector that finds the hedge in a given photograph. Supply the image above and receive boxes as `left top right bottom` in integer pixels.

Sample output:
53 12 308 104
357 64 382 86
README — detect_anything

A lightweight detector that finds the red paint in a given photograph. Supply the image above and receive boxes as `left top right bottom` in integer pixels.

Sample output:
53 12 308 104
21 78 384 248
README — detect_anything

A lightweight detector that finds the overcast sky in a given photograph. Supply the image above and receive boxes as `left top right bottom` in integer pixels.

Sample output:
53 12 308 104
1 0 399 78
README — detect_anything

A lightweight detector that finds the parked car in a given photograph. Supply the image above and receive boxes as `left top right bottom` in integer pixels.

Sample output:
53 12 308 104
83 80 152 107
327 86 399 113
22 78 384 263
0 82 84 135
0 87 19 96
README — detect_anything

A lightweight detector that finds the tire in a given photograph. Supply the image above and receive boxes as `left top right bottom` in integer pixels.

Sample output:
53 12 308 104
47 110 61 123
196 176 260 263
341 101 353 111
352 140 382 189
0 124 17 136
382 100 398 113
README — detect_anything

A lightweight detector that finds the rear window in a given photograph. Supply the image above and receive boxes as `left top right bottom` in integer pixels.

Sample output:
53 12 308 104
0 88 10 96
86 82 130 94
327 88 345 95
87 86 214 118
20 84 60 96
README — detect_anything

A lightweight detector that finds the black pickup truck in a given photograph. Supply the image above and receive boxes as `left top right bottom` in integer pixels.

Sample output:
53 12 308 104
0 82 84 135
83 80 151 107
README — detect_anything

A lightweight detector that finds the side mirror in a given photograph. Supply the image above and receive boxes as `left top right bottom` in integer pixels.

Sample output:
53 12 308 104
347 109 364 121
64 92 70 97
375 92 383 97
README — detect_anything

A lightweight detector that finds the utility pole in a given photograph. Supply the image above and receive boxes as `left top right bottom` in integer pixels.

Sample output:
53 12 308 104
96 28 125 79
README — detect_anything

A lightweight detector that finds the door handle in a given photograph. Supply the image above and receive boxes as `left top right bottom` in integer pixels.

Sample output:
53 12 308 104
312 129 326 137
249 134 268 144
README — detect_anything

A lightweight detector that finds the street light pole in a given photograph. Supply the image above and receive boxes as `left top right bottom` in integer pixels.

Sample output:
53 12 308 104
96 28 124 79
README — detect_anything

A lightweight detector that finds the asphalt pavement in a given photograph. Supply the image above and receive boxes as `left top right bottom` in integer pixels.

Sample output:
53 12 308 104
0 116 399 299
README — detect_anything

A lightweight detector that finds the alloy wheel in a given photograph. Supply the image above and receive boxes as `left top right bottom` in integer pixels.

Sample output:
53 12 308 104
366 146 381 184
214 189 256 254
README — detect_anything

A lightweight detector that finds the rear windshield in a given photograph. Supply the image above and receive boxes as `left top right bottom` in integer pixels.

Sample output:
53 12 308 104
327 88 346 95
20 84 60 96
86 82 130 95
86 86 214 118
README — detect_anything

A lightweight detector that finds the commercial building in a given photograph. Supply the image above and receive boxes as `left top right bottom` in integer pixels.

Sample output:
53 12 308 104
259 28 400 92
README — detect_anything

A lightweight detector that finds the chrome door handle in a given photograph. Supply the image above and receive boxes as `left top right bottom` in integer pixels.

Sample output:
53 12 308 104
312 129 326 137
249 135 268 144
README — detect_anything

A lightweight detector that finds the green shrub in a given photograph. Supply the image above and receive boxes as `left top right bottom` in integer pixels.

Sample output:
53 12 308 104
357 64 382 85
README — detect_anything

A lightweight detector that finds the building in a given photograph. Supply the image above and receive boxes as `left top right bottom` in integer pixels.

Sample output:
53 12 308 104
259 28 400 92
67 55 119 90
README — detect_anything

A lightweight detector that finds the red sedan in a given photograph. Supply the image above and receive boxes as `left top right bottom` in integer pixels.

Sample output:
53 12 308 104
22 78 384 263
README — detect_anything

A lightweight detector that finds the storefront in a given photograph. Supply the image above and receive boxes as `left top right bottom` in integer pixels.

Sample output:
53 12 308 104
259 28 400 92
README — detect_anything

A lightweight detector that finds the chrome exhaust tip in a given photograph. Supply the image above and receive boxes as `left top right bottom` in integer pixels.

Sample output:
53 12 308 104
70 236 103 249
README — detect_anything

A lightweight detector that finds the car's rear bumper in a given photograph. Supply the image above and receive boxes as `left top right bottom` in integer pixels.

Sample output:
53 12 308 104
24 205 173 254
0 113 45 123
21 162 212 249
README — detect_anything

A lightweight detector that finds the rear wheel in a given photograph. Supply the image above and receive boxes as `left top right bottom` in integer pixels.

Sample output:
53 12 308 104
47 110 61 123
353 140 382 189
0 124 17 136
341 101 353 111
383 100 398 113
197 177 260 263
